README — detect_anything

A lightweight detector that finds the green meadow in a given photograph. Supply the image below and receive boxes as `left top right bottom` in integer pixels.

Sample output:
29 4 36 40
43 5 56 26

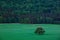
0 24 60 40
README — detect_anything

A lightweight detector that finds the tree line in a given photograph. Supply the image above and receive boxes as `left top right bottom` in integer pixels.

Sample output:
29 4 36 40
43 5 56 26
0 0 60 24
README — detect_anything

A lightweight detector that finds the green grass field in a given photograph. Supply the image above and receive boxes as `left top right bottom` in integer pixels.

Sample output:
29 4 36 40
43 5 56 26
0 24 60 40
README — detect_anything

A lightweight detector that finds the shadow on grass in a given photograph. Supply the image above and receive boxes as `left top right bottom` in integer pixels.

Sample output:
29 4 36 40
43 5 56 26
0 37 2 40
57 34 60 40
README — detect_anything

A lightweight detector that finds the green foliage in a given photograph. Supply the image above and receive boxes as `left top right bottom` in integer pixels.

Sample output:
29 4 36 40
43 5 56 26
0 0 60 23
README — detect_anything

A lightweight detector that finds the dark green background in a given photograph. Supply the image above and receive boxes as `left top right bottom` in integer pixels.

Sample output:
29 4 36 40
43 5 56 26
0 0 60 23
